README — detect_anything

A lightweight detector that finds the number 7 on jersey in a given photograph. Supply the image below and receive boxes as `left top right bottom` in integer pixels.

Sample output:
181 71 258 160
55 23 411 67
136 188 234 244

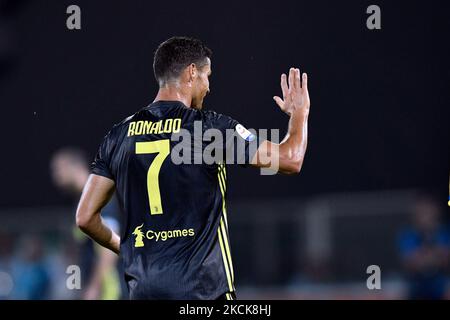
136 139 170 215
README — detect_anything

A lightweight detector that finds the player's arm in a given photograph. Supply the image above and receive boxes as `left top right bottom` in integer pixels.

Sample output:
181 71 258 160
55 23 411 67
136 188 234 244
251 68 310 174
84 214 120 300
76 174 120 255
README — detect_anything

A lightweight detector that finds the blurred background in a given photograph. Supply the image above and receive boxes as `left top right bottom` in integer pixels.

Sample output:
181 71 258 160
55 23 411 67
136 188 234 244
0 0 449 299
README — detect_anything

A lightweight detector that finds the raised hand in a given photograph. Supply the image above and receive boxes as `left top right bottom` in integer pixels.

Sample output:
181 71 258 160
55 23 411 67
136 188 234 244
273 68 310 116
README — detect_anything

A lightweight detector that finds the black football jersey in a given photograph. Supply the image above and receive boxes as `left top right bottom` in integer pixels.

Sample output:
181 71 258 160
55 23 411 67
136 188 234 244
91 100 261 299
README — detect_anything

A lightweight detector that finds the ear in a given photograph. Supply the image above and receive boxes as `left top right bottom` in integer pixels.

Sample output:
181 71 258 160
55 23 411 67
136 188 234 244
187 63 197 82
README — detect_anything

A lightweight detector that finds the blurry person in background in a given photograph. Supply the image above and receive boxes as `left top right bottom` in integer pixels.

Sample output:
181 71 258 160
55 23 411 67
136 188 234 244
50 148 124 300
10 235 50 300
398 194 450 299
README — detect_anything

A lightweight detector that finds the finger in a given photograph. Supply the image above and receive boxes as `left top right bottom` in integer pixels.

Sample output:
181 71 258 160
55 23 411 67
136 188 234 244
273 96 284 108
288 68 295 92
295 68 301 90
302 72 308 92
280 74 288 99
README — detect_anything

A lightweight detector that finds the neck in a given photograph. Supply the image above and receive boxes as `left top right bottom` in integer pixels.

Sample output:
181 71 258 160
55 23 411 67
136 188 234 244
153 83 192 108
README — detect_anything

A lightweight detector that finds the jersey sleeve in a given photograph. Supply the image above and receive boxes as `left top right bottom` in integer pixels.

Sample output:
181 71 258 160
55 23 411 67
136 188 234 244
91 129 116 180
204 111 263 166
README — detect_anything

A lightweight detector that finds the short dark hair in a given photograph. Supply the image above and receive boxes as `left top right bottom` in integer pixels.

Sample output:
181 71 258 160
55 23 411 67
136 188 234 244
153 36 212 85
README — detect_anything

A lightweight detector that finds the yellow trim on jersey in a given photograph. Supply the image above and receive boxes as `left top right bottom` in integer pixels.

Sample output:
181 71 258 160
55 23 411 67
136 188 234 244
220 163 227 179
217 163 235 291
217 165 229 229
218 228 233 292
220 218 234 282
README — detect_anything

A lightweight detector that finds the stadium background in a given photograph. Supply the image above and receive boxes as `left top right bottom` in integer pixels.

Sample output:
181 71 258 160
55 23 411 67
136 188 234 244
0 0 449 299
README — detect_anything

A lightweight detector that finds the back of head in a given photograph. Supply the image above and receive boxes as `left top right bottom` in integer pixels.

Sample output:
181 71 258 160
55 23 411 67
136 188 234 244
153 36 212 86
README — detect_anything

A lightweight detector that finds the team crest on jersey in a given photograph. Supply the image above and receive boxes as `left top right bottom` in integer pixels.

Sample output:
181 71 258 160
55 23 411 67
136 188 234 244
235 124 255 142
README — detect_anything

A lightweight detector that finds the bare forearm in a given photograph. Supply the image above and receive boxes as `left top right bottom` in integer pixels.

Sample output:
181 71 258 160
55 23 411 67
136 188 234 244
76 175 120 254
252 68 310 174
78 214 120 255
280 109 309 163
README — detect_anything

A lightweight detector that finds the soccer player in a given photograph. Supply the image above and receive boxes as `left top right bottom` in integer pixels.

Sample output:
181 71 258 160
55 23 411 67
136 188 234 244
76 36 310 300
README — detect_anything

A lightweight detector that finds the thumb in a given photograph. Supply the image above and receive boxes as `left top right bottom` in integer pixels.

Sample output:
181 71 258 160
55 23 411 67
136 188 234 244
273 96 284 108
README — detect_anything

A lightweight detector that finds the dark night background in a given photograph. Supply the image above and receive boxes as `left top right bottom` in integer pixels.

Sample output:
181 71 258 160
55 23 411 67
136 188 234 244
0 0 449 208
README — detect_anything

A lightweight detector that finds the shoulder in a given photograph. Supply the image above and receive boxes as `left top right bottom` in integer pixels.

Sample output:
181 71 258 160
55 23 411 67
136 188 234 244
115 113 136 130
199 109 238 130
104 113 136 140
